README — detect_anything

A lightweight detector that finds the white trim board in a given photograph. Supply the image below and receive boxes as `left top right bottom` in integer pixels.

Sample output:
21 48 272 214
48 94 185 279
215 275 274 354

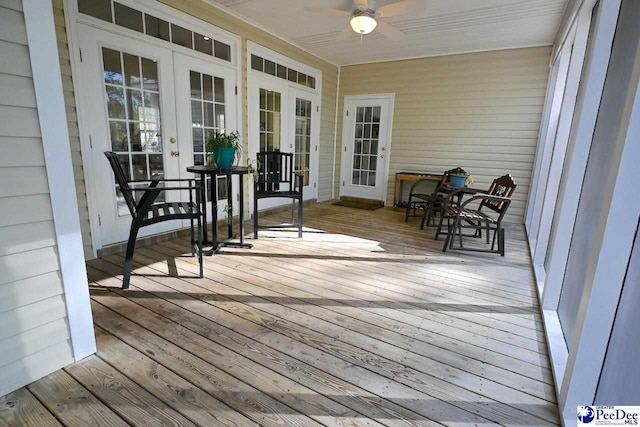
22 0 96 361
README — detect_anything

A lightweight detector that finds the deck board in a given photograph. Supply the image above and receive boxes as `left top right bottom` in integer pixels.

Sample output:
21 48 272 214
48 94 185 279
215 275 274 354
4 203 559 426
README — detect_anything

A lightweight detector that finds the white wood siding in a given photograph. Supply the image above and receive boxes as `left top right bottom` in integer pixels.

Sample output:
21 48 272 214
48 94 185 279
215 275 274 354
0 2 73 398
337 46 552 223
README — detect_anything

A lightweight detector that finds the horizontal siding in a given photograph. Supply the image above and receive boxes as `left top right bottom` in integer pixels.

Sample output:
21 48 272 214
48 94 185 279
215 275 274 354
52 0 93 259
337 46 551 223
0 2 72 398
0 340 74 398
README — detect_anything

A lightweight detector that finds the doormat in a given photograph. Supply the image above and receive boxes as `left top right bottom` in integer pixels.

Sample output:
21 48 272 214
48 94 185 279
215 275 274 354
333 199 384 210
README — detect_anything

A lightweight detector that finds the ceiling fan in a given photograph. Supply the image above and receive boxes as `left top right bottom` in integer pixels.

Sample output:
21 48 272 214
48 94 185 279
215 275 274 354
305 0 426 41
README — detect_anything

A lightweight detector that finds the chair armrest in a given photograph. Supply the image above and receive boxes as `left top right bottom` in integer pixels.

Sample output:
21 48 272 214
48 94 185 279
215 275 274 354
127 178 197 183
458 194 511 210
126 185 201 192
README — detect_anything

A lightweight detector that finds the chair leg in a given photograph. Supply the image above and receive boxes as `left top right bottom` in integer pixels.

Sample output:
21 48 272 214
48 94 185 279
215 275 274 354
197 214 203 278
122 224 139 290
500 228 506 257
491 227 498 251
404 199 410 222
298 197 303 238
190 216 195 256
435 213 445 240
254 196 259 240
442 217 451 252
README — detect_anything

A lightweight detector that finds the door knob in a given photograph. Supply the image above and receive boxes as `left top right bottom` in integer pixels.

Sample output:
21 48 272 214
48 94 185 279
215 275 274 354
170 137 176 144
381 147 386 151
289 144 293 148
381 155 385 159
171 151 180 157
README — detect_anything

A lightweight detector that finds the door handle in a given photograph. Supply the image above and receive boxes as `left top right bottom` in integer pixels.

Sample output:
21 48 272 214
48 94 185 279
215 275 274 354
381 155 385 159
170 137 176 144
289 144 293 149
381 147 386 151
171 151 180 157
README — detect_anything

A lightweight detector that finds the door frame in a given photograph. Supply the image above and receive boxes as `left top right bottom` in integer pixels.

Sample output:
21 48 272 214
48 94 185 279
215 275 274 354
64 0 242 253
77 25 183 245
247 41 322 212
339 93 395 202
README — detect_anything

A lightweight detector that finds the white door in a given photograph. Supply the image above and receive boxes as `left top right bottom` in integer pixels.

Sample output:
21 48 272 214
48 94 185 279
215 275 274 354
174 53 238 221
249 76 288 210
289 87 319 199
340 95 394 201
79 25 180 245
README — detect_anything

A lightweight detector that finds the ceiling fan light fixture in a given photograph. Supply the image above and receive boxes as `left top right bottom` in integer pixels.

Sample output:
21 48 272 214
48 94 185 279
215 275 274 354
350 14 377 35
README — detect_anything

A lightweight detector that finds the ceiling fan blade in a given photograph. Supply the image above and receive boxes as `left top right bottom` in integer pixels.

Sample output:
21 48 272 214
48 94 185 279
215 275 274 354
353 0 369 9
336 24 354 40
376 20 405 41
304 6 351 16
376 0 426 17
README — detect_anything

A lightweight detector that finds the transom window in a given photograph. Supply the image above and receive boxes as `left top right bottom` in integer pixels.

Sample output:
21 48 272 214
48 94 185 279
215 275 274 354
251 54 316 89
78 0 232 61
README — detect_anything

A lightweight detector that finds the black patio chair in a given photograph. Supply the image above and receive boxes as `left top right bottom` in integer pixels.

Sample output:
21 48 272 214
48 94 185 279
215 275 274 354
404 167 466 226
435 174 516 256
104 152 203 289
254 151 303 239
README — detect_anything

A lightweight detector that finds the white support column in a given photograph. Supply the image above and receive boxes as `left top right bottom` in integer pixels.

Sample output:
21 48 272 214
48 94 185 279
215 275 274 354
22 0 96 361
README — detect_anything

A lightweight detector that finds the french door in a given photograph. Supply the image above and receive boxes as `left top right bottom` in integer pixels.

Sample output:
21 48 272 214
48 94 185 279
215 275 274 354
340 95 394 201
79 24 237 247
174 53 237 222
249 76 319 210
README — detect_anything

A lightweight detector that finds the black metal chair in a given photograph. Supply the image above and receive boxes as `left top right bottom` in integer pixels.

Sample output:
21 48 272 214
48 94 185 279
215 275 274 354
254 151 303 239
435 174 516 256
404 167 466 226
104 152 203 289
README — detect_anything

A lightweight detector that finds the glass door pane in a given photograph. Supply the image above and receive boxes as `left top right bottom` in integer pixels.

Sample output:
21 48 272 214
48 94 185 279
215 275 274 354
294 98 311 186
259 88 281 151
351 106 381 187
102 47 164 215
189 70 227 202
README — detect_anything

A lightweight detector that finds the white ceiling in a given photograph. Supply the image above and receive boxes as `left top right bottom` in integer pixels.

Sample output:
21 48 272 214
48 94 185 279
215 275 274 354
207 0 568 65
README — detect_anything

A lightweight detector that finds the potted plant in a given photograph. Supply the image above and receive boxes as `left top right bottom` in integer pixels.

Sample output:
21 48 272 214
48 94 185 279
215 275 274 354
207 130 241 169
449 171 470 188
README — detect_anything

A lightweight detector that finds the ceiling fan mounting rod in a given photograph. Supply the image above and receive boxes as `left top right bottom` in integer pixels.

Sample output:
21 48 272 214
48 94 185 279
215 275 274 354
353 8 376 17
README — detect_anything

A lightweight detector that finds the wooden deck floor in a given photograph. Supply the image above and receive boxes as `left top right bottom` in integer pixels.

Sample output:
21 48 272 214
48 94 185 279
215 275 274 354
1 203 559 426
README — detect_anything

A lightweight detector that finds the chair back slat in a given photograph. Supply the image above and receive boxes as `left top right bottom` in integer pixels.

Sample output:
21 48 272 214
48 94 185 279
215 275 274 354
480 174 517 214
104 151 137 217
256 151 294 193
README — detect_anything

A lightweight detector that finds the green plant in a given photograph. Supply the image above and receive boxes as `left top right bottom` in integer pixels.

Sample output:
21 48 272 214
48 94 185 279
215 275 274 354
206 130 242 166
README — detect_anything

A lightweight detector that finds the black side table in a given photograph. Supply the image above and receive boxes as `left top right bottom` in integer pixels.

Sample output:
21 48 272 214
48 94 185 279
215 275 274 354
186 165 253 255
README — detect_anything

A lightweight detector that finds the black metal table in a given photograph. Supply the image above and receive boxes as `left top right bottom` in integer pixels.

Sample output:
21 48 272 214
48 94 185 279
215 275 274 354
186 165 253 255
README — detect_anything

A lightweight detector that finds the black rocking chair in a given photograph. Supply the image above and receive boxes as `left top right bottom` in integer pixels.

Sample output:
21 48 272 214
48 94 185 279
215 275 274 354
254 151 303 239
435 174 516 256
104 151 203 289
